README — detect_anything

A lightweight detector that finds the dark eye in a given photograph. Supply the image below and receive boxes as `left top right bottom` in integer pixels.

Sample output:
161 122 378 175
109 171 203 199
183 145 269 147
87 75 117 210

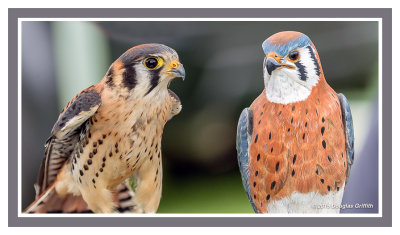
144 57 158 69
288 50 300 61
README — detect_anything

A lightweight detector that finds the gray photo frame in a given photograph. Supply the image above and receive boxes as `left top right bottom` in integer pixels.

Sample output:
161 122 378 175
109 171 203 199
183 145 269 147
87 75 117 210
8 8 392 227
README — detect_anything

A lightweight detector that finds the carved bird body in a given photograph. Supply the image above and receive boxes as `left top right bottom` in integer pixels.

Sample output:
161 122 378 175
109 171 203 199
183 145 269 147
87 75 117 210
26 44 185 213
237 31 354 213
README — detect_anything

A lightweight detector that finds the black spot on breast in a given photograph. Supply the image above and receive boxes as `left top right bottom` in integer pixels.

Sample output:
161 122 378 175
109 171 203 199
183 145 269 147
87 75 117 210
87 159 92 165
291 169 295 176
293 154 297 164
322 140 326 149
291 117 293 124
275 162 279 171
305 122 308 127
271 181 276 190
269 132 271 140
292 105 295 111
321 126 325 135
99 168 103 172
266 194 270 200
93 142 97 147
98 139 103 145
84 165 88 170
89 153 94 158
327 186 331 191
287 128 290 132
271 147 273 153
79 170 83 176
255 171 258 176
328 155 332 162
322 117 325 123
302 133 305 139
93 149 97 155
254 134 258 143
253 195 256 199
253 182 256 187
320 178 324 184
257 154 260 161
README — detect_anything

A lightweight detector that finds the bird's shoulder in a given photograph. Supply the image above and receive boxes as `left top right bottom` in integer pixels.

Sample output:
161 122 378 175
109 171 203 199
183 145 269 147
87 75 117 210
51 84 103 138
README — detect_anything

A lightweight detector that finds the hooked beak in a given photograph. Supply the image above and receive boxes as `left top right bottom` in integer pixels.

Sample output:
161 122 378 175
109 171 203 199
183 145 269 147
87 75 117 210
265 53 295 75
168 64 186 81
266 58 282 75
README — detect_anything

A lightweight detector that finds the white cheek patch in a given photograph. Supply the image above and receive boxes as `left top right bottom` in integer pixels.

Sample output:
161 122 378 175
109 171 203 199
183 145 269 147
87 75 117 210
129 66 153 97
297 46 320 88
263 46 321 104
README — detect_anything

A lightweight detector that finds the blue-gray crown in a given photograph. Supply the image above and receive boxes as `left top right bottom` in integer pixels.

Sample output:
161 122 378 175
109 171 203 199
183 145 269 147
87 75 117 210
262 32 312 56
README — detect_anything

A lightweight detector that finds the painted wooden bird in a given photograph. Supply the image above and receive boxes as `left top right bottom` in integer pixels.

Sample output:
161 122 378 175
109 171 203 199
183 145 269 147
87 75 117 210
25 43 185 213
236 31 354 213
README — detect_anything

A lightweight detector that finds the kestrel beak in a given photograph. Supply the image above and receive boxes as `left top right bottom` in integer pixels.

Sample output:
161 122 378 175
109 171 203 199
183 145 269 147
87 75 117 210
265 52 295 75
167 60 186 81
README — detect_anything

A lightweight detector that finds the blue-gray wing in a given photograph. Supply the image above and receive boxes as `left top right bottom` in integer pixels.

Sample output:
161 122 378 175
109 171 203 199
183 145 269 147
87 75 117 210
338 93 355 181
236 108 257 212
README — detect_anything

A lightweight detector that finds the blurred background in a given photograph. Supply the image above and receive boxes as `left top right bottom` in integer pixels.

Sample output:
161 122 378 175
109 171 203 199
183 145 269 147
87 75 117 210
21 21 379 213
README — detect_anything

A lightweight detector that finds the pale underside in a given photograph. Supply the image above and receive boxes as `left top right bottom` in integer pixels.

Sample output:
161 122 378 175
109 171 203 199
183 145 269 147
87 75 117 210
267 185 345 213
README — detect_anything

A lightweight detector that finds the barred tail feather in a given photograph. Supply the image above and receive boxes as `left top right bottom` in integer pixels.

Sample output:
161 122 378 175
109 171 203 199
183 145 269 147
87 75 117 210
25 183 91 213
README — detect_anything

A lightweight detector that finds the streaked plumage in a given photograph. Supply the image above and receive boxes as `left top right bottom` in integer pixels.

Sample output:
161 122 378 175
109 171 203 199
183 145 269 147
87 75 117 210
26 43 185 213
237 31 354 213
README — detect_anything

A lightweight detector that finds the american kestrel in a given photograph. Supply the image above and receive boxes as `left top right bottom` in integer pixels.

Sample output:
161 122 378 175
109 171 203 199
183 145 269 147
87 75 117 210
236 31 354 213
25 43 185 213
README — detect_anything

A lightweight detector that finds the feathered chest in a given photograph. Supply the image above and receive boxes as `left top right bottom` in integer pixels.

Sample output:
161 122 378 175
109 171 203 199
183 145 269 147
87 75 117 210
247 85 348 213
71 95 173 188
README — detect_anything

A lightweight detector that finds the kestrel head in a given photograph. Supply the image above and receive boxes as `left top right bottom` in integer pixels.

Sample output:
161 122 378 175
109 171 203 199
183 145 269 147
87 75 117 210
262 31 323 104
104 43 185 97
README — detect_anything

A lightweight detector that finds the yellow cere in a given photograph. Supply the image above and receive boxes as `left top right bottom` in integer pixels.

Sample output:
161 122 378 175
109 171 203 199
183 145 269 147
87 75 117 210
170 60 179 69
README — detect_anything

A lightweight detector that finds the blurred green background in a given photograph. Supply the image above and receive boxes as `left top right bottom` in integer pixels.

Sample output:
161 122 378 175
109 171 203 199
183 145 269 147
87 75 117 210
21 21 379 213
